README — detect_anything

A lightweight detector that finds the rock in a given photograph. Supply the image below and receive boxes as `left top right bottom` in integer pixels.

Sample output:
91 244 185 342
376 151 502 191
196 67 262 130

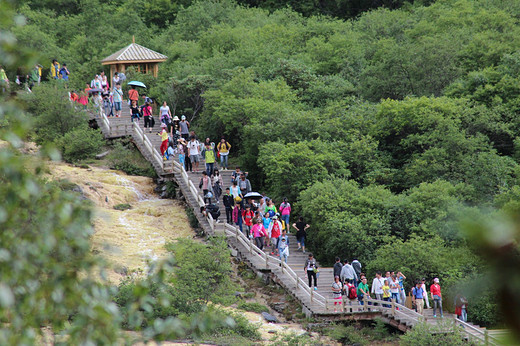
154 185 163 193
271 302 286 313
268 330 277 334
261 312 278 323
234 292 242 298
161 185 168 192
95 151 110 159
160 191 169 199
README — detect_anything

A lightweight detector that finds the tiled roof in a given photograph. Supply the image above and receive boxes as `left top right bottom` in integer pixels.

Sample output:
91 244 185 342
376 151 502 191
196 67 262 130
101 43 168 63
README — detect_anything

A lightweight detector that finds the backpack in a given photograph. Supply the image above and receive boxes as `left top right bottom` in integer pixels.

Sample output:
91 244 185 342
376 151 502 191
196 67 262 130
348 284 357 299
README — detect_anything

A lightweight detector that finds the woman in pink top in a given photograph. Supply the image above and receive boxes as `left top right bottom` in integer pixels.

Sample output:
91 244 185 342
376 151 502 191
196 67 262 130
279 197 291 231
430 278 443 318
250 218 267 251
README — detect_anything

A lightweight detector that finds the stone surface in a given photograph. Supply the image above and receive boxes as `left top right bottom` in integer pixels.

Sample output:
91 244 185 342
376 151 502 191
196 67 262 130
261 312 278 323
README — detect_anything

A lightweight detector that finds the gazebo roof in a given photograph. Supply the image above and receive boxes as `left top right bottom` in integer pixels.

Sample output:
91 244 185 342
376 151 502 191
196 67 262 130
101 43 168 65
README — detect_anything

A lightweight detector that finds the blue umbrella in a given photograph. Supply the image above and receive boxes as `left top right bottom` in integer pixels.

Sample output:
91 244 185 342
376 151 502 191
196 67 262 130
127 81 146 88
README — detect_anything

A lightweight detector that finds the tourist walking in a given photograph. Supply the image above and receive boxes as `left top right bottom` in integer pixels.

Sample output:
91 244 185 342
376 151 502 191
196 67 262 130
331 276 342 312
158 123 169 158
279 198 291 231
357 277 370 306
412 281 425 315
382 279 391 307
217 138 231 170
179 115 190 140
340 260 358 285
50 59 60 79
233 201 244 233
278 232 289 263
242 204 254 235
250 218 267 250
430 278 443 318
420 278 430 309
112 83 123 117
293 217 310 253
202 142 217 177
304 253 318 290
130 100 141 123
238 173 252 196
397 271 407 304
390 275 400 304
187 135 201 173
199 171 212 204
351 259 362 287
128 85 139 105
142 102 153 132
333 257 343 281
59 64 70 81
160 101 171 124
223 188 234 223
371 272 384 302
454 294 468 322
268 215 282 255
212 169 223 202
177 138 186 166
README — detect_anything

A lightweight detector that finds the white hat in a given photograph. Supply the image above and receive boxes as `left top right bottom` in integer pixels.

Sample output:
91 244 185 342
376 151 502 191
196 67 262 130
181 115 186 120
434 278 439 283
173 116 179 121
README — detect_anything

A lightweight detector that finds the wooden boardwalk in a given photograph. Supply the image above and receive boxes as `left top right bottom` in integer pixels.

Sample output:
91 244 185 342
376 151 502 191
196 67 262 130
93 108 500 345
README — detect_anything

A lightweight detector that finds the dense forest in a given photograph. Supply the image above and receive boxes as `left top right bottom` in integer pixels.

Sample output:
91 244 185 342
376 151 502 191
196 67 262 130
3 0 520 341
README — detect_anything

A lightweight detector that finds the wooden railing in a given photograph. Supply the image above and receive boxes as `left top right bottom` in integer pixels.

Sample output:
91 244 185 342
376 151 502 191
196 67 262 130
133 122 164 172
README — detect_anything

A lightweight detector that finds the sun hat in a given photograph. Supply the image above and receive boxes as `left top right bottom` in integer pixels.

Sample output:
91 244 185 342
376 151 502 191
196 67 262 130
173 116 180 121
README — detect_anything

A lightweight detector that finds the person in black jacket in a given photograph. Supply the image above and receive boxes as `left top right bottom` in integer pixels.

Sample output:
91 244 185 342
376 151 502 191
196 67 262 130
223 187 235 224
333 257 343 282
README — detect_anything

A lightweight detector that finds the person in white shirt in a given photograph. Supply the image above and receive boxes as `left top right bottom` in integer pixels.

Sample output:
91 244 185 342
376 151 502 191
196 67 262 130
371 271 384 302
187 135 201 173
340 260 358 285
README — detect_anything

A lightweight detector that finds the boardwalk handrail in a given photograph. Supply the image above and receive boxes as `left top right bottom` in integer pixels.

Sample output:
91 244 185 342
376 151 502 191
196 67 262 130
133 122 164 171
222 222 329 310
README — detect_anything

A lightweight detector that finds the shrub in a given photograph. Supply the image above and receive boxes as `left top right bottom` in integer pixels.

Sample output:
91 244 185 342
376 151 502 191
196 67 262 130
237 302 269 313
185 206 199 229
107 140 156 177
400 320 472 346
113 203 132 211
20 83 87 144
55 125 104 163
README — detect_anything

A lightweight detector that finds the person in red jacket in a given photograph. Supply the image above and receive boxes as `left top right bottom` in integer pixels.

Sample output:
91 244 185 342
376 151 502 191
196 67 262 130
242 204 254 235
268 215 282 255
430 278 443 318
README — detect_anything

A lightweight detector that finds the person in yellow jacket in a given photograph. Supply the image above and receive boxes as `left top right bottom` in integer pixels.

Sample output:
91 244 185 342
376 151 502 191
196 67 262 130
217 137 231 170
158 123 169 159
50 59 60 79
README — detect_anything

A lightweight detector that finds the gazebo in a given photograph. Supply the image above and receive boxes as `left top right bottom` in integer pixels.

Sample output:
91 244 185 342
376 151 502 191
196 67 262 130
101 37 168 83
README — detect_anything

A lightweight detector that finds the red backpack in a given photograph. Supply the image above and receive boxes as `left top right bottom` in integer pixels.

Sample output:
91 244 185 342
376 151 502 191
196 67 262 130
348 284 357 299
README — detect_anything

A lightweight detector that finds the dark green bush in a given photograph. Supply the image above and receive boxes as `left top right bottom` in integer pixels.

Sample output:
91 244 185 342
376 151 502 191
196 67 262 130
237 302 269 313
55 125 104 163
20 83 88 144
107 140 156 177
113 203 132 211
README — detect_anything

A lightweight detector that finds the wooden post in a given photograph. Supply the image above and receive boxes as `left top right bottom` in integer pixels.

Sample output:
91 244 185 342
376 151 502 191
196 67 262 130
485 330 488 345
265 252 268 269
391 298 396 316
281 260 284 273
363 295 368 312
249 238 252 253
325 298 328 311
310 288 314 303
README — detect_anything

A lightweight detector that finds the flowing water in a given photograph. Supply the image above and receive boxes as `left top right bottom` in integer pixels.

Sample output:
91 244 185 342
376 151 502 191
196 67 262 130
47 162 193 282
